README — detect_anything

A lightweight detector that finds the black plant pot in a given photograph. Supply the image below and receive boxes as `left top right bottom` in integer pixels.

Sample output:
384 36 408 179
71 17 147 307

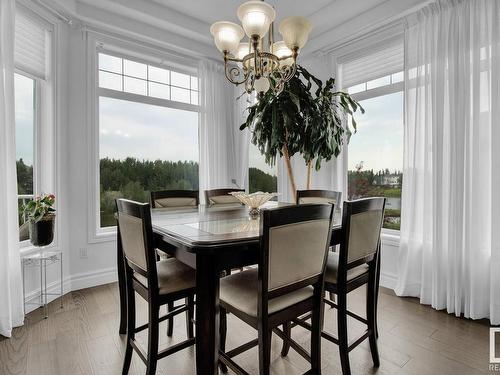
29 216 55 247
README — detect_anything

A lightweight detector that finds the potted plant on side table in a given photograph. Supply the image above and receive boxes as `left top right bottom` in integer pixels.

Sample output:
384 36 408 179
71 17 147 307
23 194 56 247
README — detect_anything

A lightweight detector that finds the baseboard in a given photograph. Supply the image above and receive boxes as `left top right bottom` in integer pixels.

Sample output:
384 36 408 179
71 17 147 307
70 267 118 291
379 271 397 290
23 267 118 314
24 276 72 314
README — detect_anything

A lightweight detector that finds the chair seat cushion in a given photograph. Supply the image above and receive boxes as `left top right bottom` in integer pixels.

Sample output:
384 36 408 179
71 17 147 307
220 268 313 318
134 258 195 295
325 252 369 284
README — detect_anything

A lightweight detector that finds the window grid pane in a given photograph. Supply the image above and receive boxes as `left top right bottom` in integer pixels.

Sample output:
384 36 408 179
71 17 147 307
124 76 147 95
124 59 147 79
171 86 191 104
98 53 198 106
171 71 190 89
99 71 123 91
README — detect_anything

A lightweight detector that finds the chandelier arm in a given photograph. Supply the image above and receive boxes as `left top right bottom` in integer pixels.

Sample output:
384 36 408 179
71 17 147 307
224 52 250 85
225 56 245 64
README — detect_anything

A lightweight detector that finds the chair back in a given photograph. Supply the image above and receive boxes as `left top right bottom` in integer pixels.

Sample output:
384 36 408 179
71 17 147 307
116 199 158 291
339 198 386 275
296 189 342 206
150 190 199 209
259 204 334 303
205 188 244 206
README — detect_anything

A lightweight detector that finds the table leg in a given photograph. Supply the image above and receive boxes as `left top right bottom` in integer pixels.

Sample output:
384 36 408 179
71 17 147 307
195 252 220 375
117 226 127 334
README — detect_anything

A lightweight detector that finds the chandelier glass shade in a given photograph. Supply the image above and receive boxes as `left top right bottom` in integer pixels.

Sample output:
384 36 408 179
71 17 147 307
210 1 312 95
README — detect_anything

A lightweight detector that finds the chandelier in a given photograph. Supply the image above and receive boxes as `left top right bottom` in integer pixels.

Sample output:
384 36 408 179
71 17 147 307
210 1 312 95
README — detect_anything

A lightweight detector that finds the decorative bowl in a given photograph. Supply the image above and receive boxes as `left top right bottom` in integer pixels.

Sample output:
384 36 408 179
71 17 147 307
229 191 278 217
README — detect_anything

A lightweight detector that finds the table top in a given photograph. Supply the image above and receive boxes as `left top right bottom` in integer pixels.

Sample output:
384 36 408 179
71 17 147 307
151 202 342 250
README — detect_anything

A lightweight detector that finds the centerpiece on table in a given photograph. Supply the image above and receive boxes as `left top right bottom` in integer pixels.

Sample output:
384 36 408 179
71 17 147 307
230 191 278 217
23 194 56 247
240 66 363 202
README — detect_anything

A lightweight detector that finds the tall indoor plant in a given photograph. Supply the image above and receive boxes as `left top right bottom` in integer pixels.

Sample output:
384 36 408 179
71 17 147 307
240 66 363 201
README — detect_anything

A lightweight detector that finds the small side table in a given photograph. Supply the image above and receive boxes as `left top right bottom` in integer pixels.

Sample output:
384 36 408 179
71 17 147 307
22 250 63 318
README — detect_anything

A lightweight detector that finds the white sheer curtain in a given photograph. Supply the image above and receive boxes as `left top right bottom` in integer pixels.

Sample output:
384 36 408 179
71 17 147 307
395 0 500 324
198 59 249 202
0 0 24 337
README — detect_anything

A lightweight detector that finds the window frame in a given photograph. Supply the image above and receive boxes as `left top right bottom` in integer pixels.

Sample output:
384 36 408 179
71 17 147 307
337 31 405 240
15 3 58 253
87 34 200 242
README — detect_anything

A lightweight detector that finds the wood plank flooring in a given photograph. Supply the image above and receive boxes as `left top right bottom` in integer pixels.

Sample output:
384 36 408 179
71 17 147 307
0 283 494 375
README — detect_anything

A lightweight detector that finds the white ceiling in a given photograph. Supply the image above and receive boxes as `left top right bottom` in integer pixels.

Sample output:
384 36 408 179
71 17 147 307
51 0 430 56
151 0 391 38
152 0 337 25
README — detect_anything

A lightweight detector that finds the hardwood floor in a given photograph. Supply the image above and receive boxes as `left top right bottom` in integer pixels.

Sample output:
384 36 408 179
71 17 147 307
0 283 494 375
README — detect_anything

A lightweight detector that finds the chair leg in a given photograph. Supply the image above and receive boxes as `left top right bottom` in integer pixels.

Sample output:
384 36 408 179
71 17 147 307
367 266 380 367
122 283 135 375
185 296 194 339
258 327 272 375
280 321 291 357
219 307 228 373
374 247 381 339
328 291 336 305
146 305 160 375
337 292 351 375
167 301 174 337
310 304 322 374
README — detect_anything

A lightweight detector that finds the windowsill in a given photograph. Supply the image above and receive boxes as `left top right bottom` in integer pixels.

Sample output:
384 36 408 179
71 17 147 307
90 227 117 244
381 230 400 247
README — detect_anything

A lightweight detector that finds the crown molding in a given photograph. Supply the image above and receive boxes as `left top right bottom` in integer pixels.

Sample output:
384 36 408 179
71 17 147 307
34 0 431 60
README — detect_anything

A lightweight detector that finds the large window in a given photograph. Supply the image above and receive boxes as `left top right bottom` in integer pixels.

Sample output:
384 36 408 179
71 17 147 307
14 7 54 244
341 36 404 231
347 90 403 230
97 52 199 228
248 142 277 193
15 73 36 232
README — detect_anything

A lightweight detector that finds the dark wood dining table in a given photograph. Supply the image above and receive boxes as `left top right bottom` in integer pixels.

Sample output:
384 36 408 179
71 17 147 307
116 202 344 375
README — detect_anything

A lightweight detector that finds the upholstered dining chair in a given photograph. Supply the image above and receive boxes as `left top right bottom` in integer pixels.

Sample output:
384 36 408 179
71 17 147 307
282 197 386 375
296 189 342 206
205 188 244 207
296 189 342 303
150 189 199 209
218 204 334 375
116 199 196 375
150 189 199 335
